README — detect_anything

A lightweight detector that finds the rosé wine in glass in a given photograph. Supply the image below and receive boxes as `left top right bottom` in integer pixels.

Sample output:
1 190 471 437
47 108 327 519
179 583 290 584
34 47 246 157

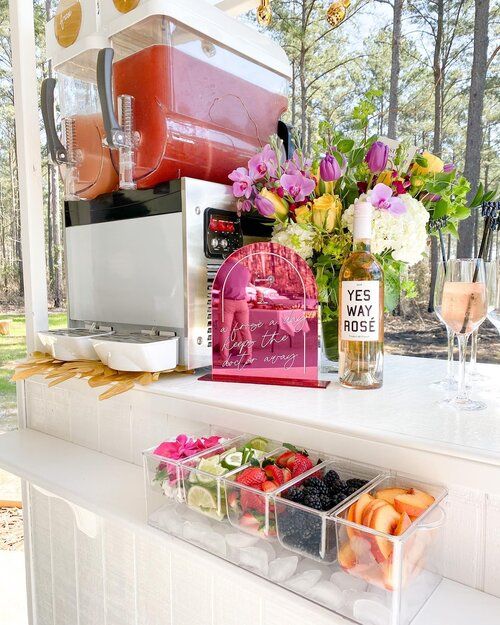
441 282 487 334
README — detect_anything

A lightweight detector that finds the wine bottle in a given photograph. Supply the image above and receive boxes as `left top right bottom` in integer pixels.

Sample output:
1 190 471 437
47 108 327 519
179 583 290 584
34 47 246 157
338 201 384 389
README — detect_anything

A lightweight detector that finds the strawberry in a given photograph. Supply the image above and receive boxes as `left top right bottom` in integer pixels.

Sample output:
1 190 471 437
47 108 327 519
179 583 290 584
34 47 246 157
276 451 295 468
236 467 266 488
290 453 313 478
239 513 260 530
241 490 265 513
282 467 292 483
262 480 278 492
227 491 239 509
264 464 284 485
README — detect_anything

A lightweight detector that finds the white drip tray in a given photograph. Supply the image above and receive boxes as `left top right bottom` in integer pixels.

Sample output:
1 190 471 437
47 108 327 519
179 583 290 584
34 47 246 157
38 328 114 361
90 334 179 372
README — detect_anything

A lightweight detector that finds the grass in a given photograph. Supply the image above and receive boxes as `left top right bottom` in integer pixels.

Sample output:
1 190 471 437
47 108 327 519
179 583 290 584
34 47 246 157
0 312 67 428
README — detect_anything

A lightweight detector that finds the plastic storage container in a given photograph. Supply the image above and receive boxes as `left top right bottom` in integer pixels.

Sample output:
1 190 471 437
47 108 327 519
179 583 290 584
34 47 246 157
181 436 281 521
43 2 118 200
38 327 114 361
225 448 328 537
98 0 291 189
90 332 179 372
275 459 385 562
333 476 447 625
144 427 240 507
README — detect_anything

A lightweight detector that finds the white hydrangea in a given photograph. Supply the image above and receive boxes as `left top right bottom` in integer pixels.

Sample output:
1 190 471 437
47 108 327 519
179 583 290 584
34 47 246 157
342 194 429 266
272 221 315 260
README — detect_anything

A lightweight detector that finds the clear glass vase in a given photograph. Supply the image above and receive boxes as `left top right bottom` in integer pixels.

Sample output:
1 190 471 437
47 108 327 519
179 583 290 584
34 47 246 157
320 308 339 373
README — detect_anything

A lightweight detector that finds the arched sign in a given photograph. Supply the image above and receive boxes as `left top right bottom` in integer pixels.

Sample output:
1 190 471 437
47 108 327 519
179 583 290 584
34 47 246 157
200 242 329 388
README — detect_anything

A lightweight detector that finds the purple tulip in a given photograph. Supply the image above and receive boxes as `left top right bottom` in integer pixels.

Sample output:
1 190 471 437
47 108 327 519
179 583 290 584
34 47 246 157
319 153 342 182
280 172 316 203
370 183 406 216
254 194 276 217
365 141 389 174
228 167 253 199
248 144 278 180
443 163 456 173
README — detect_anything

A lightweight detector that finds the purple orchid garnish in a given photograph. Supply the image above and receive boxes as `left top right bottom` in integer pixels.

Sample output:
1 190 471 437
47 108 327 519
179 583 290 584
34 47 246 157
370 183 407 216
237 199 253 214
254 194 276 217
248 144 278 180
280 172 316 202
228 167 254 199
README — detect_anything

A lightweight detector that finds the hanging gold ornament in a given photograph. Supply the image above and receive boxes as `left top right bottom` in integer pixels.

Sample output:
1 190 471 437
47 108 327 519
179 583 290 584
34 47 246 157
326 0 351 28
257 0 272 26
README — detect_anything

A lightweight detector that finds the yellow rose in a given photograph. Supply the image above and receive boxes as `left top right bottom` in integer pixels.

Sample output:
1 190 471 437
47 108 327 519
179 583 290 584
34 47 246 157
295 204 312 224
377 170 393 186
413 151 444 175
260 188 289 220
311 194 342 232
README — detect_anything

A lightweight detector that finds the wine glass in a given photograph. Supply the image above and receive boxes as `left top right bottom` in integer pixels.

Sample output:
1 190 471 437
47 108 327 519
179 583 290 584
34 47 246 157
432 268 456 391
487 258 500 333
434 259 488 411
468 261 496 381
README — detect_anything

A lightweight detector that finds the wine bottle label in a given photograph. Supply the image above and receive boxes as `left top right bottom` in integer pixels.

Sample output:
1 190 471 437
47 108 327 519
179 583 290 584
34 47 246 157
341 281 380 341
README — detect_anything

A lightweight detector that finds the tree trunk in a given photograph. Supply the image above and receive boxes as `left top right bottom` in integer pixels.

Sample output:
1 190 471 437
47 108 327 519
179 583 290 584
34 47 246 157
299 1 307 145
387 0 404 139
457 0 490 258
428 0 444 312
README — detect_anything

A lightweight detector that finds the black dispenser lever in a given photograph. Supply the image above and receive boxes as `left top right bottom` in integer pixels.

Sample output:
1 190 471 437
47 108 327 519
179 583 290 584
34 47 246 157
41 78 68 164
97 48 125 149
278 121 294 159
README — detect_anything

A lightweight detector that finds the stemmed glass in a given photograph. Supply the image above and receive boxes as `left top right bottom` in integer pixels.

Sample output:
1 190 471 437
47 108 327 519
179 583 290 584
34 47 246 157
431 265 456 391
487 259 500 333
468 261 496 380
434 259 488 411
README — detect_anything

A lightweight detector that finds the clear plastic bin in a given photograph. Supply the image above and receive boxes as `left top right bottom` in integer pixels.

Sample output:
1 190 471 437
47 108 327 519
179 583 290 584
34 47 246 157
181 436 281 521
143 426 239 508
275 459 385 562
101 12 289 189
225 448 328 538
333 476 447 625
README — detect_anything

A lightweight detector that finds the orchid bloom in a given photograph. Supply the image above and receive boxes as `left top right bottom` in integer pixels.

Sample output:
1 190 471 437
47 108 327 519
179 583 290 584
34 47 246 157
370 183 407 216
237 199 253 215
248 144 278 180
228 167 254 199
154 434 209 460
280 172 316 203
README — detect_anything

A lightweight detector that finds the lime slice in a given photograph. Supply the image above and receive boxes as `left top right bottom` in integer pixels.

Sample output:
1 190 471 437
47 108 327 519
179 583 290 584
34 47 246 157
187 485 217 511
246 437 269 452
221 451 243 470
196 458 227 484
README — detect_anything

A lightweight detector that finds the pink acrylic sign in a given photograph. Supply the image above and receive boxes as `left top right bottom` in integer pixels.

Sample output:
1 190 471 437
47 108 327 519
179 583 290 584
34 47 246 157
200 242 329 388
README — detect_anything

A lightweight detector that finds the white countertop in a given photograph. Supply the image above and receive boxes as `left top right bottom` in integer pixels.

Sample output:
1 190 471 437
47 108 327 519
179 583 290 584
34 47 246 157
134 355 500 467
0 428 498 625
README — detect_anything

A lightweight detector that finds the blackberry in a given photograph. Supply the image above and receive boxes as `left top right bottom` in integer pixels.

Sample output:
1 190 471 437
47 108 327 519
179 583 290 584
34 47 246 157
302 490 324 510
345 478 368 495
324 470 346 494
304 477 330 496
284 486 305 504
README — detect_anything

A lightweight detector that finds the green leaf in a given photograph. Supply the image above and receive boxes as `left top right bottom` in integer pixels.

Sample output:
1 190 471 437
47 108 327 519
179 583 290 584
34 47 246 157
337 139 354 153
468 182 484 208
415 154 428 167
433 199 449 219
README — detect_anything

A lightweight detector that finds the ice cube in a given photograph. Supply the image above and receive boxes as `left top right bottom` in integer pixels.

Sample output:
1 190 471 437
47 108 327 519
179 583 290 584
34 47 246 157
256 539 276 562
179 506 211 524
286 569 323 593
353 599 391 625
149 507 184 535
183 521 210 544
268 556 299 582
225 533 259 550
239 547 270 576
331 570 368 593
307 581 344 611
201 530 227 557
296 558 332 579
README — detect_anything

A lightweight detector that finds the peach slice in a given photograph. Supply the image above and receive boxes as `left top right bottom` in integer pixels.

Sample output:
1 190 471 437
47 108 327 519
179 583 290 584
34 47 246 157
347 501 358 539
338 541 356 570
394 489 435 518
361 499 387 528
370 504 401 562
354 493 374 525
375 487 408 506
394 511 412 536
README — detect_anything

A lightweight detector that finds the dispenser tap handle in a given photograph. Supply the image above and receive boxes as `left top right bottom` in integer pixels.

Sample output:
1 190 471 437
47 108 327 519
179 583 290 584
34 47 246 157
97 48 125 149
277 120 294 160
41 78 68 164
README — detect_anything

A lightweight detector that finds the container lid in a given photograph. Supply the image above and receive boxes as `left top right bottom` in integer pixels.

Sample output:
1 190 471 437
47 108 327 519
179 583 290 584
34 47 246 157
40 328 113 338
104 0 291 78
92 333 178 344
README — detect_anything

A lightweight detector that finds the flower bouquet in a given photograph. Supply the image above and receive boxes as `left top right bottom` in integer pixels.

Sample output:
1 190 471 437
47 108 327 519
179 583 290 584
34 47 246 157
228 117 479 365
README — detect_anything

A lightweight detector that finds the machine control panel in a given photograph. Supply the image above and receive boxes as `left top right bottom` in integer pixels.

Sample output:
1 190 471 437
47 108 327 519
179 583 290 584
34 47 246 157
204 208 243 259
